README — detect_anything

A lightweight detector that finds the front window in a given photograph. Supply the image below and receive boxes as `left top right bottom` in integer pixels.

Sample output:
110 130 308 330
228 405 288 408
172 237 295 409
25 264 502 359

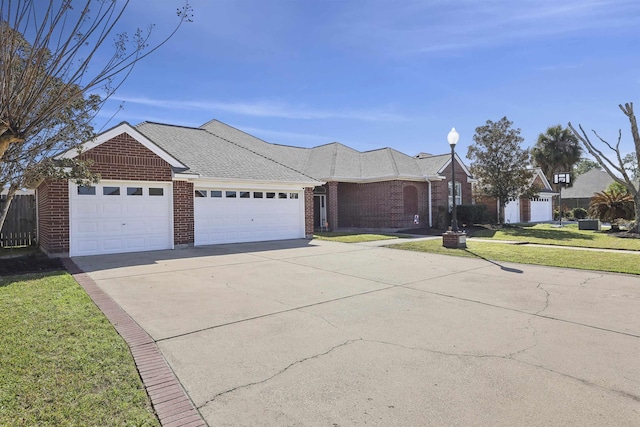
448 181 462 211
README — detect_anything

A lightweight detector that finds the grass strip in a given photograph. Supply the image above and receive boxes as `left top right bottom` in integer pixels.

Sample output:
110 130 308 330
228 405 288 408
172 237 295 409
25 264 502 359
0 272 159 427
389 240 640 275
472 223 640 251
314 232 409 243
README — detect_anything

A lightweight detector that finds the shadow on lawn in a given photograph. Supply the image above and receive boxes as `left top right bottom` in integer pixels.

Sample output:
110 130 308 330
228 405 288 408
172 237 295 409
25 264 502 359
463 248 523 274
472 225 596 241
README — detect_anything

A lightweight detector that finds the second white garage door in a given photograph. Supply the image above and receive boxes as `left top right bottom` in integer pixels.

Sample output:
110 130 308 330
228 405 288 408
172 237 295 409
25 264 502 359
194 189 304 246
530 196 553 222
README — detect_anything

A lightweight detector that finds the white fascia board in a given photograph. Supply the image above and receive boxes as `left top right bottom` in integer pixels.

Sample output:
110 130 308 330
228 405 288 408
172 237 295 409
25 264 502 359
173 172 200 180
323 175 428 183
191 177 323 190
437 153 473 177
532 168 553 190
56 122 187 169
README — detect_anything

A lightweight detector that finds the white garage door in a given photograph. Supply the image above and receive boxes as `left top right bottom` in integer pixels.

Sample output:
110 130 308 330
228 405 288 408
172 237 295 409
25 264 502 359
195 188 304 246
530 196 553 222
504 198 520 223
69 181 173 256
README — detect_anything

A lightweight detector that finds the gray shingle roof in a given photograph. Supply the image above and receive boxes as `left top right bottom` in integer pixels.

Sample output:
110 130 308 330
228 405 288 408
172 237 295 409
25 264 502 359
200 120 464 182
562 169 615 198
135 122 319 184
416 154 450 177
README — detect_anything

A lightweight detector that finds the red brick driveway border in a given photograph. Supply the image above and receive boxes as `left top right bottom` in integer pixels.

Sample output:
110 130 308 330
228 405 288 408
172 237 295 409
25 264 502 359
62 258 207 427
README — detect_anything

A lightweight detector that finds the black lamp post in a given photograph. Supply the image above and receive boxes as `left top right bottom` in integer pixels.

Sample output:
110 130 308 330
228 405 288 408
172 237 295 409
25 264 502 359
447 127 460 232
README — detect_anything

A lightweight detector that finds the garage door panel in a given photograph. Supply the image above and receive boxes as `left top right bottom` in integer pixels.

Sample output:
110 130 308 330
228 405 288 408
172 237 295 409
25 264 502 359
102 203 122 215
101 220 123 234
77 203 98 215
103 239 125 251
76 221 100 234
70 181 172 256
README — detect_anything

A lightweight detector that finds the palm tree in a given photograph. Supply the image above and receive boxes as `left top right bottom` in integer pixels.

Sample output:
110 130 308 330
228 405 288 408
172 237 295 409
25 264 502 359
588 189 634 230
532 125 582 191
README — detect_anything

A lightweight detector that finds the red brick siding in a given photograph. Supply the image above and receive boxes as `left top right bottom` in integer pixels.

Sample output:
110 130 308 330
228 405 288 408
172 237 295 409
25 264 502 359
521 198 531 222
304 187 314 238
173 180 194 246
79 133 173 181
532 174 545 189
38 132 178 255
336 180 430 229
327 181 339 230
37 179 70 255
431 159 473 228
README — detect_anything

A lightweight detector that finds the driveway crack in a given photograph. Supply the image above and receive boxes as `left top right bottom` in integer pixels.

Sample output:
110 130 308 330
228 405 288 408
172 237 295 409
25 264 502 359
360 339 640 403
197 338 362 409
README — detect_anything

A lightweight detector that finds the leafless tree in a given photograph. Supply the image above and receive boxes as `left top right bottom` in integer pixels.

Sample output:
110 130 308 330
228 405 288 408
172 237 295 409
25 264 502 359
568 103 640 233
0 0 192 159
0 0 191 232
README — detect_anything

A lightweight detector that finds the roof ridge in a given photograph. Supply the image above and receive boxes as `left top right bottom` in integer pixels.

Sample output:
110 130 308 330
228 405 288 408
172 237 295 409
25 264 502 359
330 144 338 177
387 148 400 176
134 125 192 172
202 120 310 150
201 128 320 183
137 121 202 130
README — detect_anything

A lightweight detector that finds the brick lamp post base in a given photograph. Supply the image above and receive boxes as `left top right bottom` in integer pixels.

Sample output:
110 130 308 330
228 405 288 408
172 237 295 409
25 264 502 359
442 232 467 249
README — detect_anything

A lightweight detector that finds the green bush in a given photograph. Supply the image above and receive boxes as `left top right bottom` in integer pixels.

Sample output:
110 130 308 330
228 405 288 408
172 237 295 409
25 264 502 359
572 207 588 219
456 204 490 225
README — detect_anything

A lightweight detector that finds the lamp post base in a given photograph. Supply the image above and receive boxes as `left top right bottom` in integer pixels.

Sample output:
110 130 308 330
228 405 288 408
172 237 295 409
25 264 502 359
442 231 467 249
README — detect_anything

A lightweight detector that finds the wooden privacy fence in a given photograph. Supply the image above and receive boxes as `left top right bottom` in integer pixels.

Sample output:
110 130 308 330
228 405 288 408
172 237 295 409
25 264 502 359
0 194 36 248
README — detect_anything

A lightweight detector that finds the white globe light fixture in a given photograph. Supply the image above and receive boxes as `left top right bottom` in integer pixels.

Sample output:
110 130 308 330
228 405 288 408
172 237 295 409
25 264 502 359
447 127 459 147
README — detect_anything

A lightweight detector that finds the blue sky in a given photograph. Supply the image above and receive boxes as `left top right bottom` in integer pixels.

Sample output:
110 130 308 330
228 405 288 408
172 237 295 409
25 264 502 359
97 0 640 160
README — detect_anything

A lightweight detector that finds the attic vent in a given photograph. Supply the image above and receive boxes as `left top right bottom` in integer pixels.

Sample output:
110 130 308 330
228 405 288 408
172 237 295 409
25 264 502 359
415 152 433 159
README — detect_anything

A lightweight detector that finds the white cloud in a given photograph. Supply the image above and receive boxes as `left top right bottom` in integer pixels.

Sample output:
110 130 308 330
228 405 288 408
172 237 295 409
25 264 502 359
333 0 640 56
109 95 408 122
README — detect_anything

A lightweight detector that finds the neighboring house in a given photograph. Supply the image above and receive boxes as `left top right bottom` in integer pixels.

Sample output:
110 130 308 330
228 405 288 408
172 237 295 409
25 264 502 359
560 169 614 210
476 168 556 223
36 120 474 257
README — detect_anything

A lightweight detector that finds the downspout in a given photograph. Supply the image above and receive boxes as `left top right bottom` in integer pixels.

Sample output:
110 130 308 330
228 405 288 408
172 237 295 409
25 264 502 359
428 181 433 227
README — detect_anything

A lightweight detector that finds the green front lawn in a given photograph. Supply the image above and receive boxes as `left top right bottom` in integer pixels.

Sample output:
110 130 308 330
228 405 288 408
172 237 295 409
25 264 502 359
472 223 640 251
389 239 640 275
0 272 159 426
313 232 411 243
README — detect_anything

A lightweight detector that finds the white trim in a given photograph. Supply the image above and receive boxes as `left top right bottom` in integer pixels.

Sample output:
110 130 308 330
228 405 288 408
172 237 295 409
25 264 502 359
191 178 321 190
174 172 201 180
531 167 554 191
56 122 187 169
437 153 473 177
319 175 444 184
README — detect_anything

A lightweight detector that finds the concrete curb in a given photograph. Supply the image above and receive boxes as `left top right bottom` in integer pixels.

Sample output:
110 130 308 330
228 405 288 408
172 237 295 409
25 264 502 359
62 258 207 427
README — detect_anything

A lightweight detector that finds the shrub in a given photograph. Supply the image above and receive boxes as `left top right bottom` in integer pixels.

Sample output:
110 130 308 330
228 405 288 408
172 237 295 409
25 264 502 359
456 204 490 225
554 205 571 220
572 207 588 219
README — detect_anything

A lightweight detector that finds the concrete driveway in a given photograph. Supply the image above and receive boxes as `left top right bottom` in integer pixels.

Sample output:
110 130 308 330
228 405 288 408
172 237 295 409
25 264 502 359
73 239 640 426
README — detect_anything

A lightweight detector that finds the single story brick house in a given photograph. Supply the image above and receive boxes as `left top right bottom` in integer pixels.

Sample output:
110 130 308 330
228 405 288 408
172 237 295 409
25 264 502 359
559 169 614 210
36 120 474 257
475 168 556 223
